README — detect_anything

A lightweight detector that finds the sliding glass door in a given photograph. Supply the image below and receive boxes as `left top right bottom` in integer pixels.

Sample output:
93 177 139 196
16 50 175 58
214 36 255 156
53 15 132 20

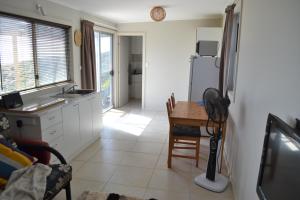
95 31 114 112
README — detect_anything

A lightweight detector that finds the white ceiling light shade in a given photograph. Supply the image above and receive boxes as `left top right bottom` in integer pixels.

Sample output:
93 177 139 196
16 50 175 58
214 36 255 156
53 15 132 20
150 6 166 22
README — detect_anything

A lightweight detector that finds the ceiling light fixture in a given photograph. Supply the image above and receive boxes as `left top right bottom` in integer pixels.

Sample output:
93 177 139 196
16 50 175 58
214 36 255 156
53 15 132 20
150 6 166 22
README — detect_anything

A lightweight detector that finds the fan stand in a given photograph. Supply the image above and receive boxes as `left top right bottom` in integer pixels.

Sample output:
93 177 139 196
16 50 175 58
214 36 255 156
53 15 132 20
194 173 228 193
194 132 229 192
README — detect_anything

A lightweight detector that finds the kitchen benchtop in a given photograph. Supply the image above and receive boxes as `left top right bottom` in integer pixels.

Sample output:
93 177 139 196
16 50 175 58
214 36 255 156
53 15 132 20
0 98 66 114
0 91 98 115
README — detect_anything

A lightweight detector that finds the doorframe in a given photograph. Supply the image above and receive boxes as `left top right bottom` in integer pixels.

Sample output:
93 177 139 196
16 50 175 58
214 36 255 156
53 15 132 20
94 26 118 109
117 32 146 109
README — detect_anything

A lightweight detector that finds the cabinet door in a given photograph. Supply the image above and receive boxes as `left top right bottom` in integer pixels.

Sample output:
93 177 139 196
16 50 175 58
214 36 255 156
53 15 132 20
79 98 94 145
62 103 80 159
92 94 103 138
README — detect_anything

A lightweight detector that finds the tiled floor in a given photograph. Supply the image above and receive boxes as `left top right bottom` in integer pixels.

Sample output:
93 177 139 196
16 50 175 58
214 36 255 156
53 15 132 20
55 100 234 200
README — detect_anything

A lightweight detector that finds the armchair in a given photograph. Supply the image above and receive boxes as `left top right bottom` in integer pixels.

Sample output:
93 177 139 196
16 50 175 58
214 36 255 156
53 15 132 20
16 140 72 200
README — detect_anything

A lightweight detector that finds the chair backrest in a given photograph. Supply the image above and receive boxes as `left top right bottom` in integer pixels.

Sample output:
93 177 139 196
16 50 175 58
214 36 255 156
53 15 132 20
171 93 175 108
166 99 173 126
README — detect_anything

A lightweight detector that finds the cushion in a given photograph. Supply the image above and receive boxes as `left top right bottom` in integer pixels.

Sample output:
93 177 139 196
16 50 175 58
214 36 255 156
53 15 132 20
173 125 201 137
44 164 72 200
16 139 51 165
0 136 34 189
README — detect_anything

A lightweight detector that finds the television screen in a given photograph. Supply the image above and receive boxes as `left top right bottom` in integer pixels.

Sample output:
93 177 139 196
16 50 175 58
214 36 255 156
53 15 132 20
257 114 300 200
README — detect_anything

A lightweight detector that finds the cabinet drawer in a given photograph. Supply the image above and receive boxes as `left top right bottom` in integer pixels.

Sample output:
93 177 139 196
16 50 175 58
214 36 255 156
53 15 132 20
41 109 62 130
42 123 63 143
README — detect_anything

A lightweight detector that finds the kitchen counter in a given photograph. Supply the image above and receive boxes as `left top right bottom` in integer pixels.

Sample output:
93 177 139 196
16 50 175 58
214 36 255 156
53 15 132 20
0 98 66 114
0 90 97 116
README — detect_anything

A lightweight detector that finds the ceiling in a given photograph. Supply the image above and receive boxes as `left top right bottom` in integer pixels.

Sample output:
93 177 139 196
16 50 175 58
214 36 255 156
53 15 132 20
48 0 231 23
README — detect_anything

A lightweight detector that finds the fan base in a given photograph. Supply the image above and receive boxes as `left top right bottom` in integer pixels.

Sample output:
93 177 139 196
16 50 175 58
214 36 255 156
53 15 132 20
194 173 229 193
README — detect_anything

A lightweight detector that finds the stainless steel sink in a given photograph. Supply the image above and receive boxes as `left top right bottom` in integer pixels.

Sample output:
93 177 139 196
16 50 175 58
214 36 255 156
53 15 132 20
66 89 94 95
51 89 95 99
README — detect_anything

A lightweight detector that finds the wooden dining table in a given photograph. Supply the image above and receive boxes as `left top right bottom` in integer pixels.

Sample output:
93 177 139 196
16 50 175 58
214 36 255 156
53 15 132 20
169 101 227 173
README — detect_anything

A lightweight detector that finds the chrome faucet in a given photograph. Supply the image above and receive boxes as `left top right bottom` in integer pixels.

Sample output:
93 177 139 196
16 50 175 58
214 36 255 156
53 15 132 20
62 85 77 94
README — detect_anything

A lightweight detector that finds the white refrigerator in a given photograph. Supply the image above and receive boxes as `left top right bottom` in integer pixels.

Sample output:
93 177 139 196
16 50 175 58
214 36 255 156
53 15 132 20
188 56 220 101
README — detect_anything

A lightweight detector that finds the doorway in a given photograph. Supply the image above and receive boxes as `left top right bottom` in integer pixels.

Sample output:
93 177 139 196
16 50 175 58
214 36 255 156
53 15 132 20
118 34 145 108
95 31 115 112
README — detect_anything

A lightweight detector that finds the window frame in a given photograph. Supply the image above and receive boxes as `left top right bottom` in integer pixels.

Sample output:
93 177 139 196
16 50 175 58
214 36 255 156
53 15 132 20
0 12 71 95
224 0 243 103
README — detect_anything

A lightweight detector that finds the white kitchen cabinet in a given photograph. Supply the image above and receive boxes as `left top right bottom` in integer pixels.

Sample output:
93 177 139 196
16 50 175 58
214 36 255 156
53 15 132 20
2 92 102 162
79 97 94 145
91 94 103 138
62 102 80 159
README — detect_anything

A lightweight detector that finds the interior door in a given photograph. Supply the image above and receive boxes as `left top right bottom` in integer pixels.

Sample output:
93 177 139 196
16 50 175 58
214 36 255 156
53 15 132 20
95 31 114 112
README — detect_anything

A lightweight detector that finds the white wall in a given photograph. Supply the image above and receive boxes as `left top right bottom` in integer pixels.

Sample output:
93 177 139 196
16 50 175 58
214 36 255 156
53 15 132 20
118 19 223 110
225 0 300 199
0 0 116 89
119 36 130 106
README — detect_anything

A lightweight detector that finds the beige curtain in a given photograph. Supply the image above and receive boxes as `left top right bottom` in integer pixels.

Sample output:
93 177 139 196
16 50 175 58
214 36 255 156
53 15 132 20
219 4 236 95
81 20 96 90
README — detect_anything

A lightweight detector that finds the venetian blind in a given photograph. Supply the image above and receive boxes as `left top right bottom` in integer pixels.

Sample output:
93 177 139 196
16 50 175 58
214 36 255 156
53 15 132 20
0 13 70 95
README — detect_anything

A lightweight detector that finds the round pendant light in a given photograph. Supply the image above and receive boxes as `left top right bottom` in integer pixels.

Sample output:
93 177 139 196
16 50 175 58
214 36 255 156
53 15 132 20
150 6 166 22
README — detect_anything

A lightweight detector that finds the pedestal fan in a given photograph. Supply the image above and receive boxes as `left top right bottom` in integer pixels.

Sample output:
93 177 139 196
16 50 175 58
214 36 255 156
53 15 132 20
194 88 230 192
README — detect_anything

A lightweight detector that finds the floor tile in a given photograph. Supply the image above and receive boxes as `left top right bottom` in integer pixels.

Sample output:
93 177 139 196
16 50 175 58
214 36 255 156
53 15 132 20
74 162 117 182
131 142 163 155
137 131 167 143
121 152 159 168
73 143 100 161
144 124 168 133
71 178 105 199
100 129 138 141
70 160 85 173
100 139 136 151
90 150 125 164
156 155 193 172
148 169 191 193
109 166 153 188
103 183 146 198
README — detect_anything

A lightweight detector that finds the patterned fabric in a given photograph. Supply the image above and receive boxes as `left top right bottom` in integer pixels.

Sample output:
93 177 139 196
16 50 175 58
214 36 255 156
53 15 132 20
0 115 10 132
0 163 52 200
173 125 201 137
0 136 34 189
43 164 72 200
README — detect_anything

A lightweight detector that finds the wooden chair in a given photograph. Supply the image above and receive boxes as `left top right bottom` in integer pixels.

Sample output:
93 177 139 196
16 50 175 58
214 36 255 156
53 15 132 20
166 99 201 168
170 93 176 109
